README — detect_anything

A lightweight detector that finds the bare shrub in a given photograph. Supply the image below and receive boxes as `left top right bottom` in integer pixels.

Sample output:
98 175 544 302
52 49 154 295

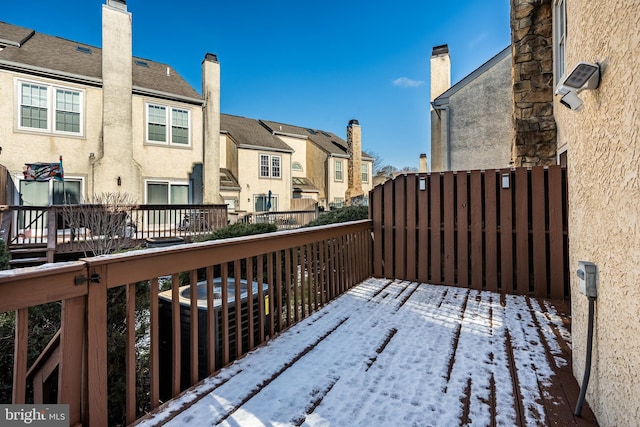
62 192 137 256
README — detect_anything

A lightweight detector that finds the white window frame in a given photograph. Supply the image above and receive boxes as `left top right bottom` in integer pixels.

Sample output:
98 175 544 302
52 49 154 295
553 0 567 86
144 179 190 204
16 175 85 206
254 193 278 212
16 79 85 136
259 154 282 179
361 164 369 183
334 160 344 182
292 161 303 172
145 103 191 146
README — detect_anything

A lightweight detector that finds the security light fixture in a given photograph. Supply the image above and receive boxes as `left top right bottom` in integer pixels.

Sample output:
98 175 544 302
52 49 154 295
555 62 600 95
560 90 584 111
555 62 600 111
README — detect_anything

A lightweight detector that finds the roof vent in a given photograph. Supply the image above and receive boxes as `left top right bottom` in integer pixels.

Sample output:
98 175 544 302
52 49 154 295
135 60 149 67
76 46 92 54
166 67 170 76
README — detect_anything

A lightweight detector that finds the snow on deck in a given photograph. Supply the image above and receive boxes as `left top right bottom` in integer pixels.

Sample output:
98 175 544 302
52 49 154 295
137 278 597 427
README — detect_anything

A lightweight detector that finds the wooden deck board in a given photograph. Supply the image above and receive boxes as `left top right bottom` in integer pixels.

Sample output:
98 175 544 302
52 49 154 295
137 280 598 427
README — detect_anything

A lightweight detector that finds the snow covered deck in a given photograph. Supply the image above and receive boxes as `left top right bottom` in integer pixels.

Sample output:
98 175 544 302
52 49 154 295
137 278 598 427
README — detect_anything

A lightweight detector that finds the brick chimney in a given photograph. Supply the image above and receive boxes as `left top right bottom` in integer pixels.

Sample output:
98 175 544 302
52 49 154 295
202 53 223 203
345 119 363 203
430 44 450 108
419 153 428 172
94 0 142 199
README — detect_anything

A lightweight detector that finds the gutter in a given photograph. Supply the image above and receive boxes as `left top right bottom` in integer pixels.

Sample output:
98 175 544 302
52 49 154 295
0 60 204 106
132 86 204 106
430 102 451 170
0 59 103 87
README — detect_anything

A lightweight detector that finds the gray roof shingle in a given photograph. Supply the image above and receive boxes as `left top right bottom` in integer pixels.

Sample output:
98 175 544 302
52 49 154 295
220 114 293 152
0 21 201 102
260 119 373 160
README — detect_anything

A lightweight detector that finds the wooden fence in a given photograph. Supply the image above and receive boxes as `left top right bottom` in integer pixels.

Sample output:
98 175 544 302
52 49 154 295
370 166 568 299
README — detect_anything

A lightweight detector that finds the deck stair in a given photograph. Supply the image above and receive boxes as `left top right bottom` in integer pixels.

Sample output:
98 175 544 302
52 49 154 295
9 244 49 268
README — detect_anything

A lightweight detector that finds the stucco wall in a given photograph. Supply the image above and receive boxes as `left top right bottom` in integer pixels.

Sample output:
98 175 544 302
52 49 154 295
236 149 291 212
306 143 328 205
0 71 103 197
132 95 204 198
557 1 640 425
448 53 513 171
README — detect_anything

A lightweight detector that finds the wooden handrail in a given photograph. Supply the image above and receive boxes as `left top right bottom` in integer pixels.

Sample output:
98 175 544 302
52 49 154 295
1 220 373 426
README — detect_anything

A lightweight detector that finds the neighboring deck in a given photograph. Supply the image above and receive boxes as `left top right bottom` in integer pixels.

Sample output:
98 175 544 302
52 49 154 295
137 279 598 427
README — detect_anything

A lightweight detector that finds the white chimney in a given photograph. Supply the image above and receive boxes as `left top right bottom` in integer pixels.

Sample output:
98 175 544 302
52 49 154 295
430 44 450 109
419 153 428 173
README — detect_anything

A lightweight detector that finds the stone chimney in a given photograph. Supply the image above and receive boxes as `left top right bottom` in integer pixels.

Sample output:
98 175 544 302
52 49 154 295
94 0 142 200
202 53 223 203
510 0 557 166
345 119 363 203
419 153 428 172
430 44 450 108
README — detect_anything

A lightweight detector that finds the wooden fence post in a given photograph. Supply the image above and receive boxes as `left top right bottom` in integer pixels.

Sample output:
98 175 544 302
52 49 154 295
86 265 108 426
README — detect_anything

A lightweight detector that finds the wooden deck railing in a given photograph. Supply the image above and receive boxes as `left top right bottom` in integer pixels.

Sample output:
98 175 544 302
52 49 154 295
0 204 228 258
0 220 373 426
240 208 319 230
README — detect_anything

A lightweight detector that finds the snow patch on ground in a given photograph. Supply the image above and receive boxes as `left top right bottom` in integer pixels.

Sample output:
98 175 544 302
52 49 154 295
138 278 569 427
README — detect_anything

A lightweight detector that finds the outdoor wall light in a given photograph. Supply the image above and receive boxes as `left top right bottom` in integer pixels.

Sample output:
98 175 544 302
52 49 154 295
501 173 510 189
117 176 122 186
419 177 426 191
555 62 601 111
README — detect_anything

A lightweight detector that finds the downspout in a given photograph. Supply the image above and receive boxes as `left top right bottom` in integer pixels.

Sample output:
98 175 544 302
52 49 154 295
431 103 451 170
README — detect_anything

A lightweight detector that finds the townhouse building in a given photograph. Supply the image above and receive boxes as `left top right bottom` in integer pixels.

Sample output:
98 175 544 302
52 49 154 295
0 0 221 207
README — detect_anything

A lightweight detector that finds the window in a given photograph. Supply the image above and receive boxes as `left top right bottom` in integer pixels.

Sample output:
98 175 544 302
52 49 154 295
292 161 303 172
361 164 369 183
259 154 282 178
334 160 343 182
254 194 278 212
554 0 566 85
146 104 190 146
55 89 81 133
224 198 237 212
19 177 83 206
18 81 84 135
146 181 189 204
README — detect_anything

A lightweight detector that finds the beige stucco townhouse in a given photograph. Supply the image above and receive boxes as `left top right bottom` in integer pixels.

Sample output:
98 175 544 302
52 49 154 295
219 114 293 215
0 0 221 208
545 0 640 425
260 119 374 210
430 44 513 172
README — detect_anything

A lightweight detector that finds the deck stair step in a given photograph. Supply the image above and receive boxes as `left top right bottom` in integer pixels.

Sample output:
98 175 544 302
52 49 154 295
9 245 49 268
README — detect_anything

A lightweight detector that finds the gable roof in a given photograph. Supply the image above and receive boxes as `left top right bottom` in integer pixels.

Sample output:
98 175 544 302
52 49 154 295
0 21 202 103
259 119 373 160
432 45 511 106
220 114 293 153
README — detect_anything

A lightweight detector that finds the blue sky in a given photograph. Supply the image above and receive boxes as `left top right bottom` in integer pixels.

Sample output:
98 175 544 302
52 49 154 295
3 0 510 169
